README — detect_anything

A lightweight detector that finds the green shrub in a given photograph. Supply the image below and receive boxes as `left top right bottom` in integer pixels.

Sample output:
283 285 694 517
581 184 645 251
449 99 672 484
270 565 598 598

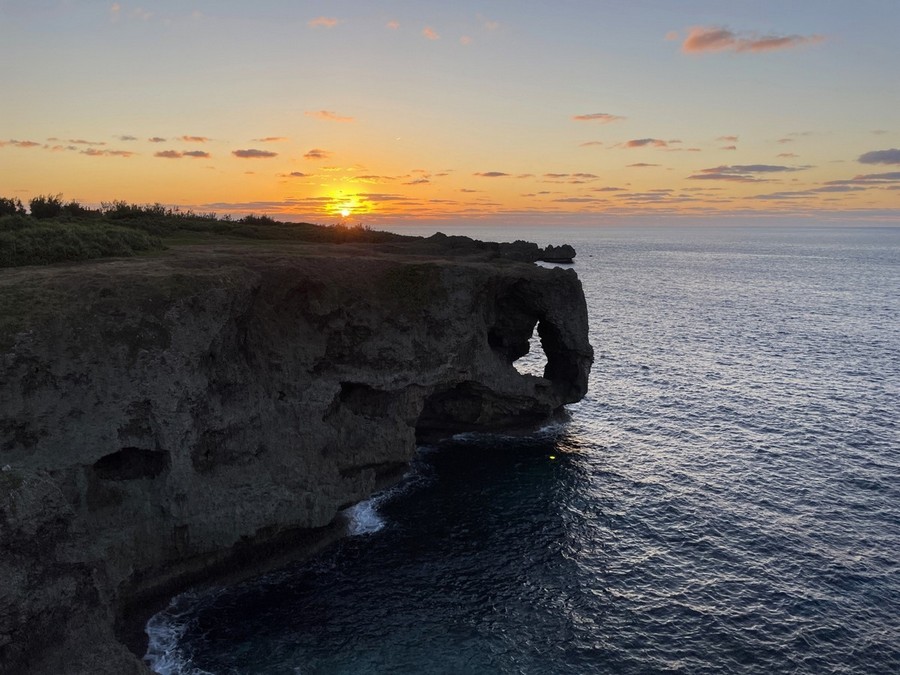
0 197 26 216
0 222 163 267
0 215 32 232
29 194 64 219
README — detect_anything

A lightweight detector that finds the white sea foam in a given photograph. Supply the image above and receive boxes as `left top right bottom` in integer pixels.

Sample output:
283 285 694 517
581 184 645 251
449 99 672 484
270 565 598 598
342 449 438 536
145 592 217 675
344 498 385 535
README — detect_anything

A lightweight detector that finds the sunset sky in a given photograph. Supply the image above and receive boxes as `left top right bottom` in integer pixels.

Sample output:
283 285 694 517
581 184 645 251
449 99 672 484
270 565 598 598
2 1 899 226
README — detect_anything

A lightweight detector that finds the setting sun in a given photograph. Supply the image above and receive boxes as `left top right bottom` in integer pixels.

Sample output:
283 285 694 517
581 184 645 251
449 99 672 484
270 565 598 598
340 209 350 218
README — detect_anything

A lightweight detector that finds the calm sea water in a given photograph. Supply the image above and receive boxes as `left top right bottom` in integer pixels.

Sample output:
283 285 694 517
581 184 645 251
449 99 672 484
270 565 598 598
146 226 900 674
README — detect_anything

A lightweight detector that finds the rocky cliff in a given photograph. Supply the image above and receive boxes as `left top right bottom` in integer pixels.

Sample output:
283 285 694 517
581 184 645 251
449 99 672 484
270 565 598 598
0 241 592 674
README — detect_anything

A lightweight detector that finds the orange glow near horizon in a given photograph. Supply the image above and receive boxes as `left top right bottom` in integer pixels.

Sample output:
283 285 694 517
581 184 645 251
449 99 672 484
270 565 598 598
1 3 898 226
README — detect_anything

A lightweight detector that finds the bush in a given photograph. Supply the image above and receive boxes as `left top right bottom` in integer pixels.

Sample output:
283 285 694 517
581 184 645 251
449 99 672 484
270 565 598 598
29 194 64 219
0 221 163 267
0 215 32 232
0 197 26 217
62 200 100 218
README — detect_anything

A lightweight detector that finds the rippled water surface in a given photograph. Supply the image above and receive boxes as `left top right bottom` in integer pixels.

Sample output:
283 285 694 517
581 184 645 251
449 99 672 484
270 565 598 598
148 227 900 674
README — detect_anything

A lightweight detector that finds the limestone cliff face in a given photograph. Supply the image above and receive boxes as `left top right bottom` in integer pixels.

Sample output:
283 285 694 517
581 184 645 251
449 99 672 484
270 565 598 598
0 243 592 674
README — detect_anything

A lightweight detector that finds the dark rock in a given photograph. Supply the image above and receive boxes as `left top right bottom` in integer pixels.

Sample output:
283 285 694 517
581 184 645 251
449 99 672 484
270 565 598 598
539 244 576 264
0 241 592 673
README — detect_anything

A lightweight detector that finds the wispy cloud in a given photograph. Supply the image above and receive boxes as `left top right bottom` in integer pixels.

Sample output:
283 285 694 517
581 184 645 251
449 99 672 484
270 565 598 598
460 36 473 45
117 135 138 141
232 149 278 158
155 149 208 159
181 135 209 143
423 26 440 40
308 17 339 28
824 171 900 186
623 138 671 148
573 113 625 123
53 138 106 146
279 171 310 178
474 171 509 177
148 137 166 143
305 110 354 123
858 148 900 165
688 164 807 181
253 136 288 143
81 148 135 157
717 135 739 143
680 26 825 54
580 141 604 147
627 163 659 168
304 148 332 160
0 139 42 148
386 20 400 30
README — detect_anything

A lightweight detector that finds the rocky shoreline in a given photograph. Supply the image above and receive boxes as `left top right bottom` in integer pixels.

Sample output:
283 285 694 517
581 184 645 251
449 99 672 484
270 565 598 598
0 238 592 674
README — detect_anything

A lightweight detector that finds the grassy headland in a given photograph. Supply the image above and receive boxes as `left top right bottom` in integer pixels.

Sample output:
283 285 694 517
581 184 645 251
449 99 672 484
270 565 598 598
0 194 407 268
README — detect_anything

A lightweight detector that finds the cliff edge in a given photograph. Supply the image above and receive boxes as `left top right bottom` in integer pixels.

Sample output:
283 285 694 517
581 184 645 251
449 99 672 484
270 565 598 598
0 240 592 674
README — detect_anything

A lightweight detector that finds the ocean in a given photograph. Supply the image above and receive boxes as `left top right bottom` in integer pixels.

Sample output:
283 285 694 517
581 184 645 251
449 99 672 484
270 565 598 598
146 226 900 674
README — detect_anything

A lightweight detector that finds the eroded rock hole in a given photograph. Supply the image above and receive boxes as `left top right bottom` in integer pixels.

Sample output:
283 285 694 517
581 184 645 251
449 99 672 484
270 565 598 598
92 447 168 481
512 322 550 378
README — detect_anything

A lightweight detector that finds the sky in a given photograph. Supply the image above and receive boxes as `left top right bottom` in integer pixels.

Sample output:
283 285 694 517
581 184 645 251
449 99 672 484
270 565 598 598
2 0 900 227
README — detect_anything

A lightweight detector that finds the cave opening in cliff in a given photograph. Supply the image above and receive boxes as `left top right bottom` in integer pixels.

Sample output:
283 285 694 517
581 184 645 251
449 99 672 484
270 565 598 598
512 323 549 378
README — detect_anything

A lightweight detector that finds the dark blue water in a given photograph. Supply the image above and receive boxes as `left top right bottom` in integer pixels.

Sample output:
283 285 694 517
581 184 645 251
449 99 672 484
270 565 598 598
147 226 900 674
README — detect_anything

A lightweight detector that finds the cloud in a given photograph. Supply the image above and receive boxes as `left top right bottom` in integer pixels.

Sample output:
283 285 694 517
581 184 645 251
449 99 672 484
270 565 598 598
1 139 42 148
717 135 739 142
253 136 288 142
573 113 625 123
305 110 354 123
304 148 332 160
624 138 670 148
232 149 278 158
858 148 900 165
824 171 900 186
110 3 121 21
386 20 400 30
308 17 339 28
746 191 815 201
721 145 737 151
181 135 209 143
148 137 166 143
153 150 210 159
404 178 431 185
777 152 799 158
66 138 106 146
82 148 135 157
474 171 509 177
580 141 604 147
423 27 439 40
681 26 825 54
627 163 659 168
688 164 806 181
811 185 866 193
118 135 138 141
460 36 473 45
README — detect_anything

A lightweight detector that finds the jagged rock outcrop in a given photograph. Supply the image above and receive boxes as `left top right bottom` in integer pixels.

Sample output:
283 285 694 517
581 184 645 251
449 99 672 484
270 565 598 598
0 241 592 674
423 233 576 264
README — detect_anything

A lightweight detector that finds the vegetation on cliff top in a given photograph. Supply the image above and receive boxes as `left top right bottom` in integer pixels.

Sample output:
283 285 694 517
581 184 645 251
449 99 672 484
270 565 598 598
0 194 408 268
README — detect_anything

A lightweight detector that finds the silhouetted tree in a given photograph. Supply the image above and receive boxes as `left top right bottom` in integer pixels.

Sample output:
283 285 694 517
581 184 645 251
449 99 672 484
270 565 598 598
0 197 26 216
